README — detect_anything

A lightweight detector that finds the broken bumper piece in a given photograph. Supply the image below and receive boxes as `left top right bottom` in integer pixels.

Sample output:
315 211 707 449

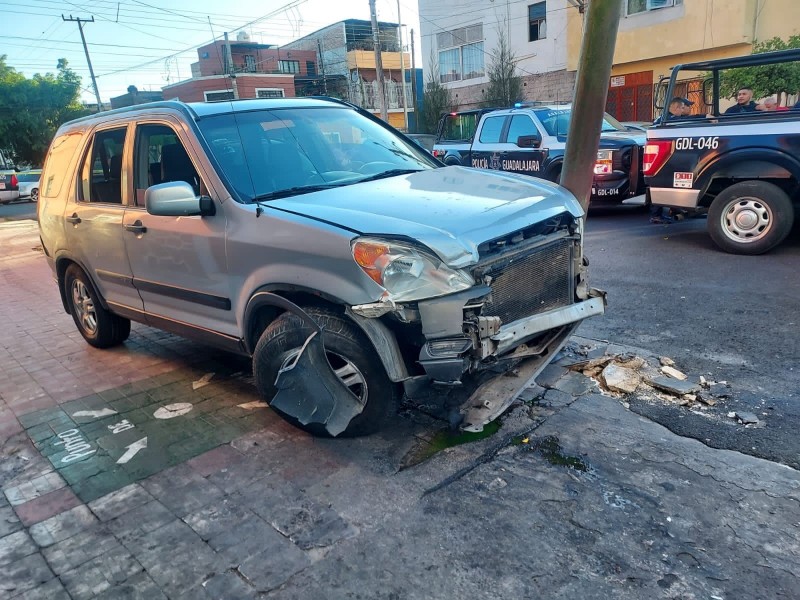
269 302 364 437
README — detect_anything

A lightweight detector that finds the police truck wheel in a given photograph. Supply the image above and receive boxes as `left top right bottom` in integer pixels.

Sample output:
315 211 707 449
707 181 794 255
253 307 400 437
64 265 131 348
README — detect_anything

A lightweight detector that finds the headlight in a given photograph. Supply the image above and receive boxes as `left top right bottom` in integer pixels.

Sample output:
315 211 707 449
352 237 474 302
594 149 613 175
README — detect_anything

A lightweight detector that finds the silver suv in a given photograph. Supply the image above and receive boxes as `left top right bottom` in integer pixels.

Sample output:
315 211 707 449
38 98 604 436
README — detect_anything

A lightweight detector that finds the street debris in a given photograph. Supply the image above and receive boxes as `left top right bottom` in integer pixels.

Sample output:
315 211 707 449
600 364 640 394
660 365 688 380
734 411 760 425
559 342 737 418
647 376 701 396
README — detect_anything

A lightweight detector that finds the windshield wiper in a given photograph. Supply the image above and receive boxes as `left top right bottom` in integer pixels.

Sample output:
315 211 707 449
250 183 345 204
355 168 424 183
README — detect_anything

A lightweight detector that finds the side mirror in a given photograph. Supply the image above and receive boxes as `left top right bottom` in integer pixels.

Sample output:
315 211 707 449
145 181 215 217
516 134 541 148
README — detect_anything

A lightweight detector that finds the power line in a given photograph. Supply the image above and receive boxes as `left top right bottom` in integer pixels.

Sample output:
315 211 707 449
62 14 103 110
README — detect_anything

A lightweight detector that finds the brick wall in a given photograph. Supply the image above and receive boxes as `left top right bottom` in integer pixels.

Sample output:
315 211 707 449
448 70 577 111
163 75 297 103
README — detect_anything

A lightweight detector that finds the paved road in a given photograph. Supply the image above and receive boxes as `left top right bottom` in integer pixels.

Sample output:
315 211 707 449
0 200 36 221
582 205 800 467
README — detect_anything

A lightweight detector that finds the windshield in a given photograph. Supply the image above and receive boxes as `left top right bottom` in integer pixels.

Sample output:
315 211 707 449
532 108 627 137
197 106 437 202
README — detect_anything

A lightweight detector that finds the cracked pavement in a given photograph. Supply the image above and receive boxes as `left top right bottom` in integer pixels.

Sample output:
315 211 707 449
2 219 799 598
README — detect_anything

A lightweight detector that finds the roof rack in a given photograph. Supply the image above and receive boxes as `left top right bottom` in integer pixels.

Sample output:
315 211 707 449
513 100 572 108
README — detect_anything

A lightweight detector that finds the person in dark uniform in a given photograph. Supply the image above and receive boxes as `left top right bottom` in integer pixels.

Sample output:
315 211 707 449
724 87 757 114
652 97 692 126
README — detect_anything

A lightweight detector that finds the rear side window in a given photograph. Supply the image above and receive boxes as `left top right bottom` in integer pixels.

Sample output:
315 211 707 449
440 113 478 142
78 128 127 204
478 116 506 144
40 132 83 198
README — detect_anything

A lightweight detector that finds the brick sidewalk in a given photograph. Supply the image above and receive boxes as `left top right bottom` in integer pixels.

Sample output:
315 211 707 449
0 221 443 599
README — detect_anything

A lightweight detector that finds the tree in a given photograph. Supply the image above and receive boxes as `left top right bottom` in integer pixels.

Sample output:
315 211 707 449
720 36 800 105
420 55 452 134
0 57 89 167
482 27 523 108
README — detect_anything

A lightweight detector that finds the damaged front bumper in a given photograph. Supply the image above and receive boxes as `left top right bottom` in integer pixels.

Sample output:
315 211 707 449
416 293 606 384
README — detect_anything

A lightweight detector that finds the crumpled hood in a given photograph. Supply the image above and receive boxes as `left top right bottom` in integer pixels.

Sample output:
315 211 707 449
268 166 583 268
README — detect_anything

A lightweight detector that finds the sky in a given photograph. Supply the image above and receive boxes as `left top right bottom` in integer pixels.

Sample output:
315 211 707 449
1 0 422 104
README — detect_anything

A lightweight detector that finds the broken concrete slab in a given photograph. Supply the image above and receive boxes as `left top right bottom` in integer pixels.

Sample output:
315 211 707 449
647 376 700 396
660 365 688 380
600 364 641 394
535 364 569 389
735 411 760 425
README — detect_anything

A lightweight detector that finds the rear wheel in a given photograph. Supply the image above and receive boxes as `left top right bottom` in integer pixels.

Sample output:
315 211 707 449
64 265 131 348
31 188 39 202
707 181 794 255
253 307 399 437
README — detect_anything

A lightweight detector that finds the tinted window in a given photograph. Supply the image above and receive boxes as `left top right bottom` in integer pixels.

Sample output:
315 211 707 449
440 113 479 141
506 115 538 145
478 116 506 143
533 108 626 136
40 132 83 198
79 128 127 204
16 173 41 183
198 106 436 201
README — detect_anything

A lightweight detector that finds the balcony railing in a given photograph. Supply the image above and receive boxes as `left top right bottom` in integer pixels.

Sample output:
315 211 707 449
347 81 413 110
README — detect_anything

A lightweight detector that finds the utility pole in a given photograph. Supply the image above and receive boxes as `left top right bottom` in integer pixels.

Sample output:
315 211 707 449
396 0 409 131
559 0 623 214
62 15 102 112
368 0 388 121
410 28 418 133
223 32 239 99
317 38 328 95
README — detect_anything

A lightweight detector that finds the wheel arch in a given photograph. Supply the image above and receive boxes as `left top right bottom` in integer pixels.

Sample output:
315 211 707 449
242 286 410 382
696 149 800 206
55 255 108 314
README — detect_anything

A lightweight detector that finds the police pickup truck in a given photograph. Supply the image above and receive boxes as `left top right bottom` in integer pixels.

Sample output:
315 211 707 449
645 49 800 254
434 103 645 204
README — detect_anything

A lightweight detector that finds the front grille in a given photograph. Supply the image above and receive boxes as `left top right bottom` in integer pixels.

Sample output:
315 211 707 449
474 237 574 324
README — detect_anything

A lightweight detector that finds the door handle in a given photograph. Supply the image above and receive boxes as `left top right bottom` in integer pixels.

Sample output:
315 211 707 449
66 213 81 225
125 220 147 234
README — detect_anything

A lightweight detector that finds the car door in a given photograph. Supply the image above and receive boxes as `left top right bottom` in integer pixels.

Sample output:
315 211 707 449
468 114 508 172
122 119 234 338
502 114 548 178
63 123 144 314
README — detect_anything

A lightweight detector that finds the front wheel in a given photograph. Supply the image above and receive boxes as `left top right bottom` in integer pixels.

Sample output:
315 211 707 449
253 307 399 437
707 181 794 255
64 265 131 348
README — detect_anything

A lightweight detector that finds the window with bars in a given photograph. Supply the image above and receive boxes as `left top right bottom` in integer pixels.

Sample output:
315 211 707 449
437 24 484 83
255 89 285 99
244 55 256 72
279 60 300 74
529 2 547 42
204 90 235 102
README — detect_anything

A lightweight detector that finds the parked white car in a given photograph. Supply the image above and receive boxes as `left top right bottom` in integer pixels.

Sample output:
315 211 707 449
17 171 41 202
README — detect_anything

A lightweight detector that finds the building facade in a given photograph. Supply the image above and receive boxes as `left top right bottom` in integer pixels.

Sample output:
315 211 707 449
162 33 317 103
283 19 414 129
419 0 575 111
565 0 800 122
